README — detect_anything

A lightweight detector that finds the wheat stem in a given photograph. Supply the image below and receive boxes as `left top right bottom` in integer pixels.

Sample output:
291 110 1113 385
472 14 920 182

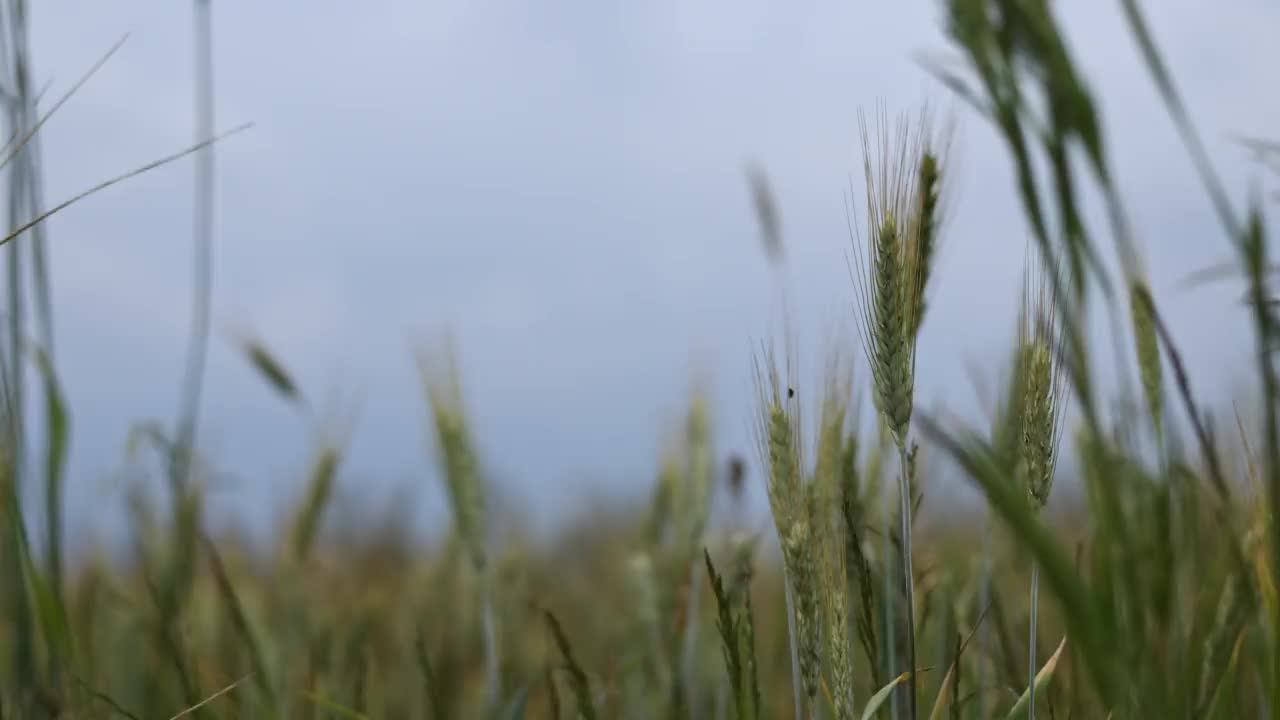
1029 561 1041 719
897 443 917 720
882 452 899 719
682 558 705 720
783 573 804 720
977 516 994 720
482 578 499 709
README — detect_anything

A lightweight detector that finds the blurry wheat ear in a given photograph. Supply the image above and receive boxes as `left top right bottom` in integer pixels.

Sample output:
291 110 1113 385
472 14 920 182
995 341 1032 470
747 165 783 265
426 399 486 570
815 362 850 513
1022 343 1051 720
907 152 941 340
1129 280 1164 441
682 394 714 548
677 392 713 719
291 446 340 563
765 403 800 536
626 552 670 692
418 351 499 709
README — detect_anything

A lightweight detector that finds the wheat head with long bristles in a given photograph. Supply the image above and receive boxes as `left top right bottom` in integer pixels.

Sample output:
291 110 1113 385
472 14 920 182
849 105 950 720
850 107 949 451
1017 252 1069 510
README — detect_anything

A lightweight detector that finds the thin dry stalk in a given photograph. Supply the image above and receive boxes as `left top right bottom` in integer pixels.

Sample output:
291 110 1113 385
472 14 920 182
166 674 251 720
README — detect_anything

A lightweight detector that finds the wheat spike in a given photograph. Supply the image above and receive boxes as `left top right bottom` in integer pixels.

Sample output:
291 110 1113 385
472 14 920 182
1017 252 1068 509
783 517 822 706
906 151 941 339
1129 279 1164 438
822 531 856 718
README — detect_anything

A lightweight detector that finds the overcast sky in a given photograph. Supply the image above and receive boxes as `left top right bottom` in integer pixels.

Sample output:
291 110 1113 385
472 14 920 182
21 1 1280 549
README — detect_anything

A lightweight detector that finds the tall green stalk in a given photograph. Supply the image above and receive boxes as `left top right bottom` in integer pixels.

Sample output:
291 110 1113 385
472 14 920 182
171 0 216 493
0 0 39 704
896 443 915 720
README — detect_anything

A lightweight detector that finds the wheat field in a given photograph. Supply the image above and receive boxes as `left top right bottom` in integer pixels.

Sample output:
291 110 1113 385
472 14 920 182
1 0 1279 718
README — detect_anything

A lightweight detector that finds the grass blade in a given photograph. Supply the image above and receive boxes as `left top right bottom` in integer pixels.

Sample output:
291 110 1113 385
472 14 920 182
705 549 747 720
543 608 596 720
0 33 129 176
203 535 280 716
917 415 1118 707
0 122 253 252
167 674 251 720
291 446 340 564
861 671 912 720
1003 636 1067 719
927 600 990 720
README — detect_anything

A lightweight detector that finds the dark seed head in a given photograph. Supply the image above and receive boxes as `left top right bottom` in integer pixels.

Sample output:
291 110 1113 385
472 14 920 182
726 454 746 497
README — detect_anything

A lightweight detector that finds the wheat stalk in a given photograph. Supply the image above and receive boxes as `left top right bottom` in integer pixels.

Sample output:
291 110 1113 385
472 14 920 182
1016 251 1068 720
850 105 948 720
752 343 808 718
417 345 498 709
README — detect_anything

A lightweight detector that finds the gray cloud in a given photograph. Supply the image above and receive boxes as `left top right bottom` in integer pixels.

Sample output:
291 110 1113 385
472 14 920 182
19 0 1280 546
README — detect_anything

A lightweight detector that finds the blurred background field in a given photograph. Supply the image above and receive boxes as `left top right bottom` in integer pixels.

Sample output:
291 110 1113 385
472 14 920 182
0 1 1279 718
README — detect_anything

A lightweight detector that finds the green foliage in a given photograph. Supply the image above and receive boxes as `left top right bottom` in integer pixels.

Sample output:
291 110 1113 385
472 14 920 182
706 548 761 720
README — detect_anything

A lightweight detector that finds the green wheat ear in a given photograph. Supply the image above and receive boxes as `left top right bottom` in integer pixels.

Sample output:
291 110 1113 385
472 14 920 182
906 151 941 339
417 348 488 571
291 445 341 563
994 339 1032 472
853 108 949 453
783 517 821 706
754 347 802 535
1022 340 1056 507
872 212 912 446
1129 279 1164 438
814 355 851 515
821 531 856 719
1016 252 1067 510
810 350 857 718
427 399 486 569
681 393 714 548
752 342 809 718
